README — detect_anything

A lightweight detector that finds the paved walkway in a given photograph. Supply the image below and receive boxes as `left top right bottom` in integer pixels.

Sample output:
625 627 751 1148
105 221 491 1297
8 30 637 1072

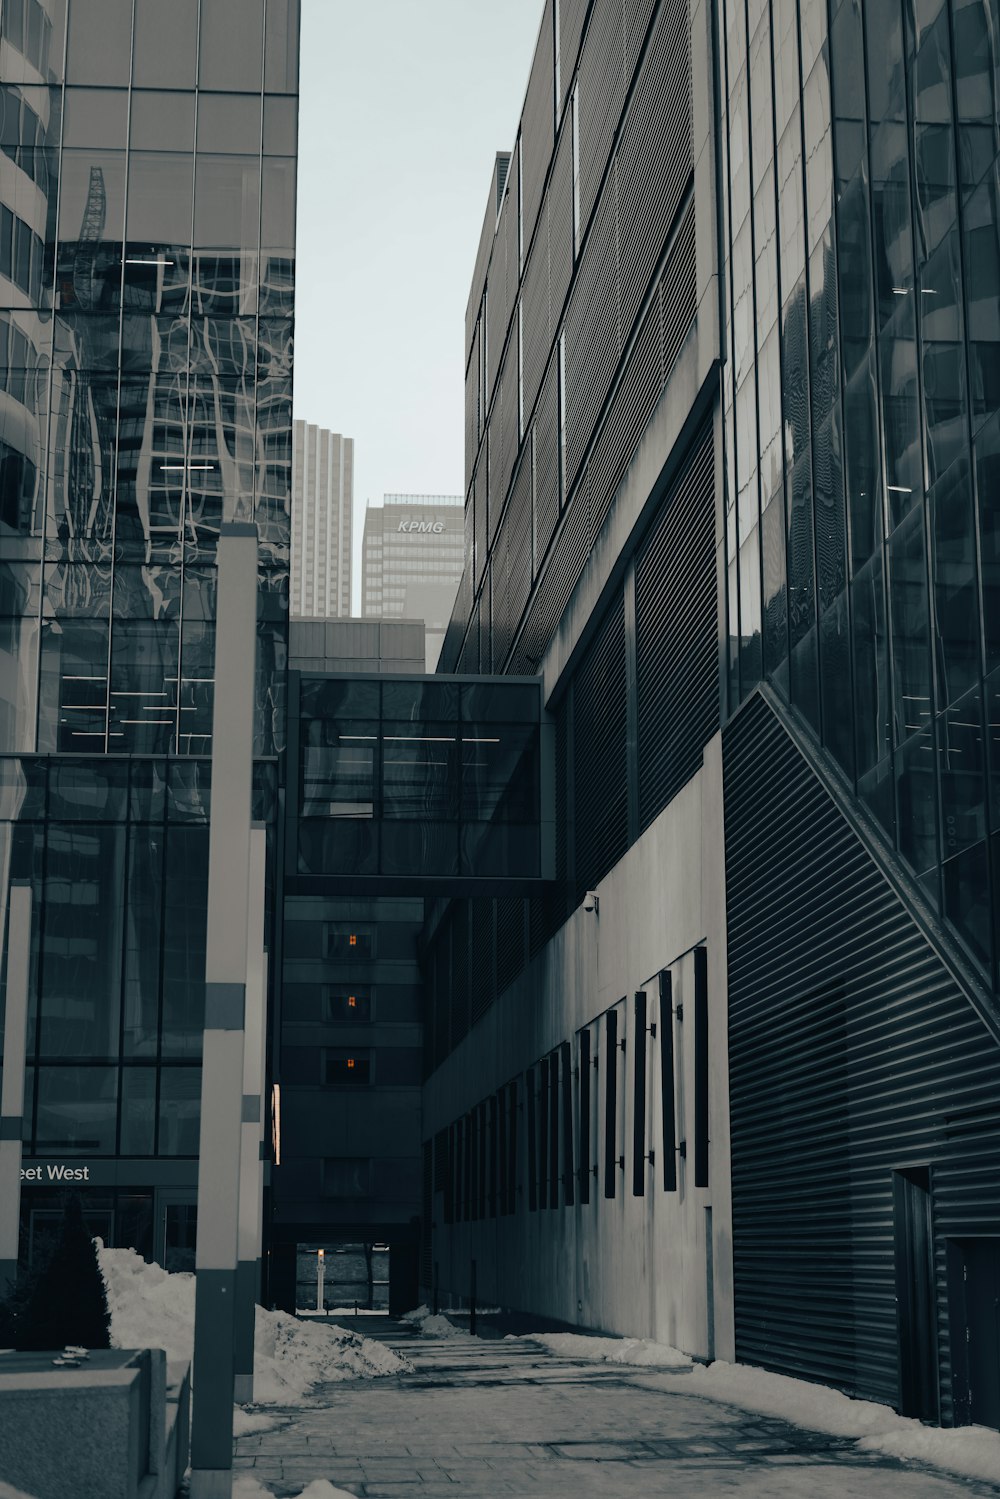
235 1321 1000 1498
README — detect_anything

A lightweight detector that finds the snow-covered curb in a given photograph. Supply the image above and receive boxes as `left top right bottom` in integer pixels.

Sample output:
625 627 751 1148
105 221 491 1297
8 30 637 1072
235 1480 357 1499
682 1361 1000 1486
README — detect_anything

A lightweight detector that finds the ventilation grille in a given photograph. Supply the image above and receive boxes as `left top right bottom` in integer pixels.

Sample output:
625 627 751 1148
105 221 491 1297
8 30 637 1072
573 594 628 893
636 420 718 829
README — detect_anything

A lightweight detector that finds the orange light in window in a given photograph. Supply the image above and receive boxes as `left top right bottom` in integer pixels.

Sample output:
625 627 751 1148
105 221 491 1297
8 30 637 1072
349 934 357 947
347 1057 355 1069
348 996 357 1008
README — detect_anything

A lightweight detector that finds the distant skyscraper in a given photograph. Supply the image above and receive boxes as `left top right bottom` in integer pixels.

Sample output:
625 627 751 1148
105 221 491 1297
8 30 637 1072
291 421 352 617
361 494 463 668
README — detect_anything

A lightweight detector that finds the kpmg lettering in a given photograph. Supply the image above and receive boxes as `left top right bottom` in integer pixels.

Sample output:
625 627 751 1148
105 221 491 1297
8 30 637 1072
20 1164 91 1182
396 520 446 534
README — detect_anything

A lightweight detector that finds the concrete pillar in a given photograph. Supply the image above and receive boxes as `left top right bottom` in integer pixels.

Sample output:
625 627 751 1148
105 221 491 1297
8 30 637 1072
190 522 257 1499
234 824 267 1404
0 883 31 1291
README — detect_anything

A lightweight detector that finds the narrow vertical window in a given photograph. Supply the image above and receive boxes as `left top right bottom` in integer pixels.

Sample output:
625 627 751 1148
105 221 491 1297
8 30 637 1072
479 1099 488 1219
489 1094 498 1217
571 82 580 254
530 425 538 575
632 991 647 1197
557 329 567 504
561 1040 575 1208
604 1007 618 1199
539 1055 550 1208
579 1027 591 1205
694 947 709 1188
497 1089 507 1215
526 1067 538 1210
659 969 677 1191
508 1077 518 1214
445 1122 455 1223
549 1049 560 1207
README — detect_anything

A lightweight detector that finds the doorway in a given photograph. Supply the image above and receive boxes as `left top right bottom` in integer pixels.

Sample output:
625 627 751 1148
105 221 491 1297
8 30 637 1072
893 1167 939 1422
948 1238 1000 1428
156 1193 198 1273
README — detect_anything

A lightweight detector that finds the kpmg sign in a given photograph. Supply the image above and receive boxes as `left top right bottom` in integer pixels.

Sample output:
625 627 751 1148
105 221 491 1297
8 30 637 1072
396 519 447 534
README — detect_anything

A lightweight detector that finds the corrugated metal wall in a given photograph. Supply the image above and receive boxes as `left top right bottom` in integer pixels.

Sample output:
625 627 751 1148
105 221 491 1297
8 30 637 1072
724 691 1000 1420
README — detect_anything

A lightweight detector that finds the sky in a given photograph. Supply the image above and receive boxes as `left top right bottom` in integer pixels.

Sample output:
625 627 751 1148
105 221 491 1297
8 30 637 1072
294 0 545 612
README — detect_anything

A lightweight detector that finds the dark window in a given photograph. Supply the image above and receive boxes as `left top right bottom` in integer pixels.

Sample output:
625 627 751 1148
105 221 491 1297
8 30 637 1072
323 1049 372 1086
322 1158 372 1199
326 926 374 959
323 987 373 1025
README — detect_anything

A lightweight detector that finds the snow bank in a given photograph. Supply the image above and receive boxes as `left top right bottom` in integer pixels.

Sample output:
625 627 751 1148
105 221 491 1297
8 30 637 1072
99 1245 412 1405
645 1361 1000 1487
235 1480 358 1499
524 1331 692 1369
400 1304 469 1339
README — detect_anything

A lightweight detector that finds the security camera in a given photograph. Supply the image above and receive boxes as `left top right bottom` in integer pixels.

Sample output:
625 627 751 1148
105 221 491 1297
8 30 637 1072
583 890 599 915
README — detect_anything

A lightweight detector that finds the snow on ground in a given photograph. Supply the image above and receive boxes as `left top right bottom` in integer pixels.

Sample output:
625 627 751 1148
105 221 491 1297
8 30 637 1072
235 1481 357 1499
522 1331 693 1369
641 1359 1000 1487
400 1304 471 1339
99 1245 412 1407
232 1408 280 1437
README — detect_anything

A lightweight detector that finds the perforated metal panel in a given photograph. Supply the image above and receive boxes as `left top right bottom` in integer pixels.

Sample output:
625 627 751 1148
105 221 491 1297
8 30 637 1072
616 0 692 338
547 125 574 331
565 175 620 495
725 692 1000 1419
496 896 526 997
573 594 627 894
635 421 718 829
558 0 588 118
577 0 626 232
522 236 550 422
522 1 555 258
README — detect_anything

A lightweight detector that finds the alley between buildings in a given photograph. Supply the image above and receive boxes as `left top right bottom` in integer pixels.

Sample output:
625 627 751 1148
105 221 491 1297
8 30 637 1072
234 1321 1000 1499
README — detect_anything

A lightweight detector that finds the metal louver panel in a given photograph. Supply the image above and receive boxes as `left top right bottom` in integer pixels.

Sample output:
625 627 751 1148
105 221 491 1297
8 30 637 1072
504 450 534 663
522 0 554 258
547 125 574 331
625 0 657 72
522 236 550 422
588 289 661 546
573 593 627 893
486 232 507 402
660 196 696 378
565 174 619 495
724 691 1000 1420
635 421 718 829
577 0 626 232
491 517 512 669
488 393 504 547
616 0 692 339
558 0 588 118
533 363 560 575
474 461 488 592
465 323 480 496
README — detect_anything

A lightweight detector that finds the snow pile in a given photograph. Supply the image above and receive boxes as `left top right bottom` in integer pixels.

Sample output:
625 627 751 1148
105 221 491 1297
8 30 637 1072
645 1360 1000 1487
525 1331 692 1369
235 1481 357 1499
99 1245 412 1404
400 1304 470 1339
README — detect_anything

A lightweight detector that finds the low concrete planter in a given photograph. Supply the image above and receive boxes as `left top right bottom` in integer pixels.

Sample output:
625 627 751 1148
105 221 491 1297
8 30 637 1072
0 1348 190 1499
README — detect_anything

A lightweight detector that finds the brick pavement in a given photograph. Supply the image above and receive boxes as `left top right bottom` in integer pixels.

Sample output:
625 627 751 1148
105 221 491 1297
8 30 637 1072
234 1324 1000 1498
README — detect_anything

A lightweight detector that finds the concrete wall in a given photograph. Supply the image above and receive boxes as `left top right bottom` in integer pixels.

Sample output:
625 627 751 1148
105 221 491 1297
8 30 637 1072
422 734 733 1362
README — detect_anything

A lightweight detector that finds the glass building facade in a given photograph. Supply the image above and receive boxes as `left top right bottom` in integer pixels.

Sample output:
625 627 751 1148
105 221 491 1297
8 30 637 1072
0 0 298 1261
718 0 1000 987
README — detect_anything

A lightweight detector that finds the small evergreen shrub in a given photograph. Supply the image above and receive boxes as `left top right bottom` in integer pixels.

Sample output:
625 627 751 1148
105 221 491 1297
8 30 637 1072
14 1195 111 1351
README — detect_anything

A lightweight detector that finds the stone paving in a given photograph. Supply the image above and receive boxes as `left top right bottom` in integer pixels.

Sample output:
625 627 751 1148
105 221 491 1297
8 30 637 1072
235 1321 1000 1498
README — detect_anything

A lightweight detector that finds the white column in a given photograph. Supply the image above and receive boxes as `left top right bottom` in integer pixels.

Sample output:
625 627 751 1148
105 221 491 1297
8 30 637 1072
0 883 31 1290
189 521 257 1499
233 823 267 1404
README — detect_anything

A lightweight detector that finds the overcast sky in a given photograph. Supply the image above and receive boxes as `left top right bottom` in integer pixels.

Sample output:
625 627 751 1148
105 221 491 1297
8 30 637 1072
294 0 545 611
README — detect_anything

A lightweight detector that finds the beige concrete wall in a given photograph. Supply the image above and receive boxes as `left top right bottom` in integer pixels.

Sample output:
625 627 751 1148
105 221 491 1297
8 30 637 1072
423 732 733 1362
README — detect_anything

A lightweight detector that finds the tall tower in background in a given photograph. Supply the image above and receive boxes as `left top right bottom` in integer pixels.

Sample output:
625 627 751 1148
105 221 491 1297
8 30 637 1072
291 420 352 617
360 494 463 668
